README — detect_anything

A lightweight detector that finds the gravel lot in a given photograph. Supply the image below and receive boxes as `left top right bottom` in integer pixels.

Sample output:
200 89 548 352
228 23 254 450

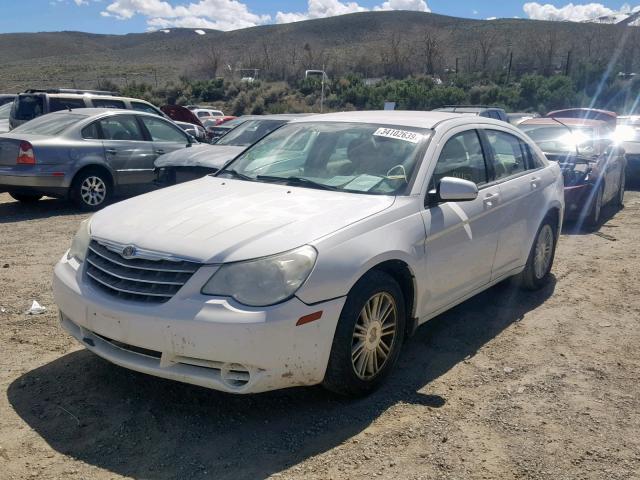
1 189 639 480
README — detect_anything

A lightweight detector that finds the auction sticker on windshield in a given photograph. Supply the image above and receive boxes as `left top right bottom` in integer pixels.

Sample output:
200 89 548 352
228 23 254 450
373 127 423 143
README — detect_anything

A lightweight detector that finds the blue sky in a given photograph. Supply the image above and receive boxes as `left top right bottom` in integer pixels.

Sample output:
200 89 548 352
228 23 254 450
0 1 637 34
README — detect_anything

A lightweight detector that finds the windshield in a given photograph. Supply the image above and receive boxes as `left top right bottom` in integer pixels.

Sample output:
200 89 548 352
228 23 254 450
220 122 431 195
0 103 11 120
614 119 640 142
11 113 87 136
216 119 286 146
520 124 596 155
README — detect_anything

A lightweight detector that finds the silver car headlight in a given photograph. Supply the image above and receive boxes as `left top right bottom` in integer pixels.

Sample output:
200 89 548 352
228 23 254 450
67 218 92 263
202 245 317 307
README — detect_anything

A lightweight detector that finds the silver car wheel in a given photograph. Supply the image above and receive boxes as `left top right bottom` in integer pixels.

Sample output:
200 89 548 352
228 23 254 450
533 224 554 280
351 292 397 380
80 176 107 206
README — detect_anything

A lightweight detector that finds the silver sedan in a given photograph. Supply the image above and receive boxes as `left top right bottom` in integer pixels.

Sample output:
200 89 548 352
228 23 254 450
0 108 194 210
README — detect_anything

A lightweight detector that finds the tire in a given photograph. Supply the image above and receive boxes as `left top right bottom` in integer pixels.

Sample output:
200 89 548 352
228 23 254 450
585 184 604 230
615 172 625 207
323 270 406 397
71 169 111 211
9 193 43 203
518 216 557 291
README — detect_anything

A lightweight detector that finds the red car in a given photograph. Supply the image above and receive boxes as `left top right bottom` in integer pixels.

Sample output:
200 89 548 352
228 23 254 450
520 116 626 228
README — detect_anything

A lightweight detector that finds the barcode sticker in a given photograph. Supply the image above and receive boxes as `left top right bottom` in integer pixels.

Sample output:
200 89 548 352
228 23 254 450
373 128 423 143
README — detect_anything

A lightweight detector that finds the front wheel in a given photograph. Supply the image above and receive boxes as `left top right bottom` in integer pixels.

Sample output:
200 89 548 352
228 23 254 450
518 217 557 291
615 172 625 207
72 170 111 211
9 193 43 203
323 270 406 397
585 184 604 230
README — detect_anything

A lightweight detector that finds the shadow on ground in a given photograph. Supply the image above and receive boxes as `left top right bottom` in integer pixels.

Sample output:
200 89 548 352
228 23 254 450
0 197 82 224
7 278 555 480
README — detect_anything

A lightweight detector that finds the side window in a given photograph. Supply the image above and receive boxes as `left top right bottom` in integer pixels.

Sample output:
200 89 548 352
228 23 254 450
131 101 162 116
81 122 101 140
431 130 488 188
49 97 87 112
197 111 211 118
485 130 527 179
92 99 126 109
140 116 188 143
98 115 145 141
523 143 544 169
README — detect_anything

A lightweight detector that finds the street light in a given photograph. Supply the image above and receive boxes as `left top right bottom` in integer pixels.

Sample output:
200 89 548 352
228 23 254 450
305 65 328 113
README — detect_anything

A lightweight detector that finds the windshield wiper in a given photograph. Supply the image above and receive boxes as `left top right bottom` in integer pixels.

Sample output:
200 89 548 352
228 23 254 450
218 169 254 181
256 175 339 191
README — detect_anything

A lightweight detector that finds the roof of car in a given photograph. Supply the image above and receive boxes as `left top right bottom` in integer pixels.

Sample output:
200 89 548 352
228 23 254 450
520 117 605 127
51 108 157 117
237 113 315 121
289 110 474 128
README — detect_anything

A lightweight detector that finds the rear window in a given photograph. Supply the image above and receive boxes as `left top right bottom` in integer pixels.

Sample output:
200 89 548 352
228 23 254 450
217 119 285 146
49 97 87 112
13 95 45 121
92 99 126 109
131 101 161 115
0 103 11 120
11 113 87 136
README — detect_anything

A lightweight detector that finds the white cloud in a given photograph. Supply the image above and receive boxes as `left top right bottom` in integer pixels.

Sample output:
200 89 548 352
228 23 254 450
276 0 429 24
374 0 430 12
99 0 431 30
522 2 619 22
74 0 89 5
101 0 270 30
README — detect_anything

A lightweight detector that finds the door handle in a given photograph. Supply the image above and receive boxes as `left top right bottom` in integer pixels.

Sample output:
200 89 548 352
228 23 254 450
105 148 117 155
530 176 540 188
155 149 165 155
483 192 499 207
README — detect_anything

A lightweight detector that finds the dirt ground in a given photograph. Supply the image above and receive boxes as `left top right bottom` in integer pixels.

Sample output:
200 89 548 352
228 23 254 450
0 189 639 480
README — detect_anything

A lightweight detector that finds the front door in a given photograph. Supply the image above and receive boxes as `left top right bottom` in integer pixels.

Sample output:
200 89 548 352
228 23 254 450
98 114 156 193
421 129 501 314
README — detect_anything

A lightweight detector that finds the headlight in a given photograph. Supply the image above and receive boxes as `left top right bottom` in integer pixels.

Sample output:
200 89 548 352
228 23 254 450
67 218 92 263
202 245 317 307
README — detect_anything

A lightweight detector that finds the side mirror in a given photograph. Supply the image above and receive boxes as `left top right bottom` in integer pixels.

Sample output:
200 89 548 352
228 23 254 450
429 177 478 204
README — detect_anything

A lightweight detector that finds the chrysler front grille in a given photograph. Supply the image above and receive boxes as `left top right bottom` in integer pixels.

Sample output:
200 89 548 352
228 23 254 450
85 240 201 303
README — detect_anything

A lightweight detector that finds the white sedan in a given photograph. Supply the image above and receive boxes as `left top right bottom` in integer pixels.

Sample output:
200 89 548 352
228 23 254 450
53 111 564 396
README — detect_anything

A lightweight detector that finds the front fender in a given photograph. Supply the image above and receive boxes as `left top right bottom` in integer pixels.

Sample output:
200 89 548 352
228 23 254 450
296 199 425 305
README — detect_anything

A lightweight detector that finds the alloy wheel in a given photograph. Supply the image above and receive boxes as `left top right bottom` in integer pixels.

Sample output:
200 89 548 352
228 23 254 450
80 176 107 207
533 224 554 280
351 292 398 380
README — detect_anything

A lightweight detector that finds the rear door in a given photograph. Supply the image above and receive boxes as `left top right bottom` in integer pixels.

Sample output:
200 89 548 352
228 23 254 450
97 114 156 191
481 129 551 278
137 115 191 157
421 128 502 313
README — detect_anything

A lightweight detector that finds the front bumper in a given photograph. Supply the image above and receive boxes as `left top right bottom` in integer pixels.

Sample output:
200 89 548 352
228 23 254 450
563 183 593 219
626 154 640 181
52 254 346 394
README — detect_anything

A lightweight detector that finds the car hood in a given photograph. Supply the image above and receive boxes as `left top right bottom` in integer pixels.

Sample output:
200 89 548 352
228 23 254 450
90 176 396 263
160 105 204 127
154 144 244 169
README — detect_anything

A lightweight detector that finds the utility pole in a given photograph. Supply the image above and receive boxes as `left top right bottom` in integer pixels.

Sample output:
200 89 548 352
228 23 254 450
320 63 325 113
506 51 513 85
455 57 459 78
565 50 572 77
